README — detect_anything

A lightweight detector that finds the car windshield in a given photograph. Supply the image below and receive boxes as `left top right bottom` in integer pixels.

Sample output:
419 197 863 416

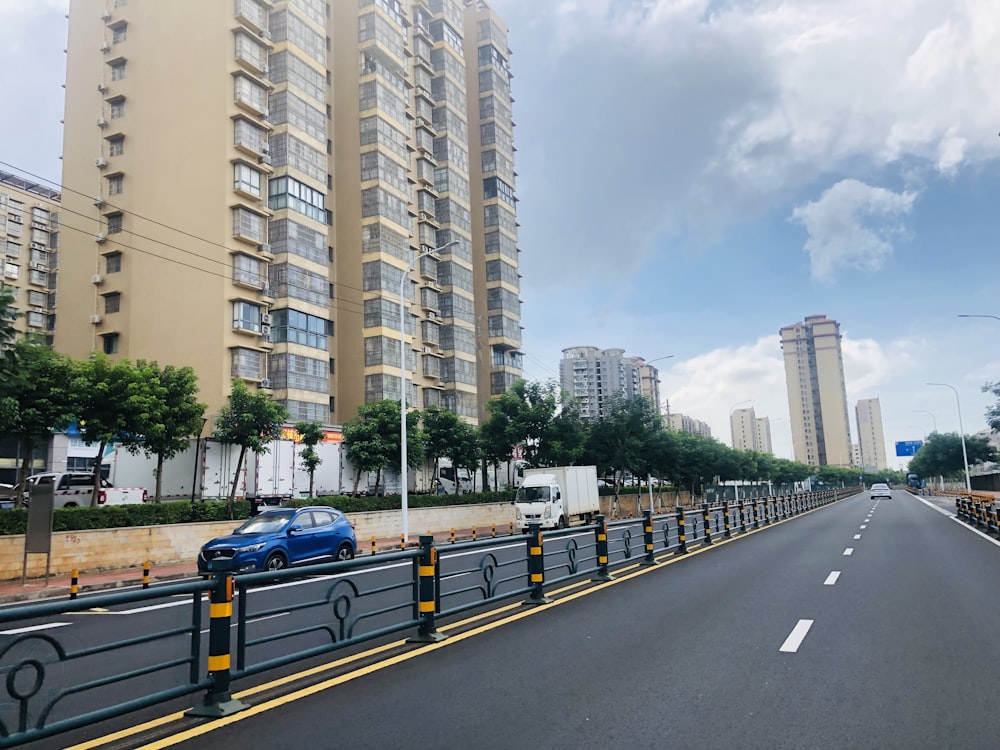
236 512 294 534
516 486 550 503
872 484 888 490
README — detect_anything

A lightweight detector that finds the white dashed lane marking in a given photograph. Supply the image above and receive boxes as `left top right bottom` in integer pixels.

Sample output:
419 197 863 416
843 548 854 556
780 619 814 653
823 571 841 585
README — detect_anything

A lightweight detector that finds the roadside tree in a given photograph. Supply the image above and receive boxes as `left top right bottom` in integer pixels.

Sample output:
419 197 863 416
908 432 997 479
295 420 325 498
213 379 289 512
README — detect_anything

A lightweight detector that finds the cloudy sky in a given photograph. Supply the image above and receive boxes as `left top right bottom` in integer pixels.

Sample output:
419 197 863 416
2 0 999 467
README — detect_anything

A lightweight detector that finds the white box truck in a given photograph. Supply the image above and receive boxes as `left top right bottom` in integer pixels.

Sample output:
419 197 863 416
514 465 600 532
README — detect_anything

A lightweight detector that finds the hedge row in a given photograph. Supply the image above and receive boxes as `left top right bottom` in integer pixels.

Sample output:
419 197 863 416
0 491 515 536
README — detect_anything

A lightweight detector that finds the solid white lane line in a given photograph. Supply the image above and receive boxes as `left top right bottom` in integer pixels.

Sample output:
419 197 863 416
823 571 841 585
843 548 854 556
1 622 71 635
780 619 814 653
853 534 861 540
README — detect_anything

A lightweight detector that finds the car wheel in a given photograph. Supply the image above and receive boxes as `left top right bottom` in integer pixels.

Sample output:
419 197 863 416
558 515 568 529
336 542 355 561
264 553 287 571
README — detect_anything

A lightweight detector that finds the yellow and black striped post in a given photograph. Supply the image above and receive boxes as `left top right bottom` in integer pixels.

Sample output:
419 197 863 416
642 510 657 564
371 536 376 556
186 559 247 718
764 497 772 526
400 533 406 550
723 500 732 539
142 561 150 589
676 507 688 554
753 499 761 530
472 526 477 542
739 500 748 533
69 569 79 600
509 522 514 536
407 535 447 643
591 515 613 582
491 523 496 539
523 524 552 605
449 528 455 544
702 504 712 546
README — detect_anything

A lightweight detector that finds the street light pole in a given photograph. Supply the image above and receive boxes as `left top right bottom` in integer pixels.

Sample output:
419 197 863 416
958 314 1000 322
913 410 937 434
926 382 972 493
399 240 458 545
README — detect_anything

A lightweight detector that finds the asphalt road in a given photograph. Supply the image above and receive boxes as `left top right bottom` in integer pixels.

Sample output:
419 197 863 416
138 490 998 750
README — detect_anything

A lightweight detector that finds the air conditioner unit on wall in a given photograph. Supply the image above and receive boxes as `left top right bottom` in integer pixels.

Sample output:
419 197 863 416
92 274 103 285
259 242 271 253
100 9 112 21
259 378 272 389
97 83 108 93
95 157 108 168
95 233 107 243
97 117 108 128
89 314 102 324
100 40 110 52
260 313 271 325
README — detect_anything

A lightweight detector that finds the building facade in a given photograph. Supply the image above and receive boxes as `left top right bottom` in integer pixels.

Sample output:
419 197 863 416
559 346 665 420
779 314 853 467
667 413 712 438
855 397 887 471
730 407 757 451
755 416 773 455
56 0 521 428
1 171 61 344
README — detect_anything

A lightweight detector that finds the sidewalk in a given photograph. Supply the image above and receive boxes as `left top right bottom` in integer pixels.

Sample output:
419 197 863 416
0 525 518 605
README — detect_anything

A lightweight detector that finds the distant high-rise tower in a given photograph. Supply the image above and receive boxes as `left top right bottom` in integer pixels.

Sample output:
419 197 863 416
560 346 661 420
855 398 888 471
730 407 758 451
755 416 773 455
779 314 852 467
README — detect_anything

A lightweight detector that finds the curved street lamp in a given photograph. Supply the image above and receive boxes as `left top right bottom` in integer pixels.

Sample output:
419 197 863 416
400 240 458 544
926 382 971 492
913 410 937 434
958 314 1000 322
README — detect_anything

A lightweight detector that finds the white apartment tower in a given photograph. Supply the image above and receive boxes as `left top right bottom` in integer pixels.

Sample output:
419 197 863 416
856 397 888 471
780 315 853 467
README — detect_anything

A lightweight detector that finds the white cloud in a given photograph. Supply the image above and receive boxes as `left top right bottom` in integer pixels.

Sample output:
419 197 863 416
789 179 917 281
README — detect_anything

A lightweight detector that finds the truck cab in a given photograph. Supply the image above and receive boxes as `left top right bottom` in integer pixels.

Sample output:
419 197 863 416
514 474 565 530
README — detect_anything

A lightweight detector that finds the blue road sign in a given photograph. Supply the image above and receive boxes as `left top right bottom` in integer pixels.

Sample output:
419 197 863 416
895 440 923 457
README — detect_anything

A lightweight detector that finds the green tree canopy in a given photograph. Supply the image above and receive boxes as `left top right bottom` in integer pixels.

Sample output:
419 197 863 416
342 400 422 496
213 379 289 509
984 381 1000 433
908 431 997 479
295 420 325 498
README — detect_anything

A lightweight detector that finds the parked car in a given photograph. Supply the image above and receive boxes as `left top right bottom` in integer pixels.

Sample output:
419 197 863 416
198 506 356 574
870 483 892 499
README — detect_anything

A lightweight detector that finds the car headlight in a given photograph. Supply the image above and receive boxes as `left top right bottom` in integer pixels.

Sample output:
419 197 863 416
543 506 551 519
236 542 266 553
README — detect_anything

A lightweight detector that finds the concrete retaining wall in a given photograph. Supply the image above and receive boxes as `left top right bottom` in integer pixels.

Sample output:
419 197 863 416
0 495 700 581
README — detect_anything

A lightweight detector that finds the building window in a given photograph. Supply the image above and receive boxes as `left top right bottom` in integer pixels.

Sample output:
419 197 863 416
105 252 122 273
107 213 123 234
233 253 265 287
234 75 267 113
268 176 327 224
107 174 124 195
234 163 262 197
113 0 127 7
111 23 127 44
109 97 125 119
108 136 124 156
232 207 265 243
102 333 119 355
104 292 121 314
231 347 265 380
110 60 126 81
233 300 262 332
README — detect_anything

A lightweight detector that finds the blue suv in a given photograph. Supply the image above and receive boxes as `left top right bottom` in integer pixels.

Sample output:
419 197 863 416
198 506 356 574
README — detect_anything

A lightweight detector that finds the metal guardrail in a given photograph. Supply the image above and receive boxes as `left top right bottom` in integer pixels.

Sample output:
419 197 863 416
0 488 856 747
955 496 999 536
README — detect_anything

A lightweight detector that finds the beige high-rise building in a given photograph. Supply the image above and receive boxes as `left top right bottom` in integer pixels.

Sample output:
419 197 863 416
755 416 773 455
56 0 521 428
855 397 887 471
1 171 61 342
730 407 757 451
780 314 853 467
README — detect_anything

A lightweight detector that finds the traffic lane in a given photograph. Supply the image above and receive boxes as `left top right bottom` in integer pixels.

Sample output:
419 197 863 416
760 489 1000 749
169 496 915 749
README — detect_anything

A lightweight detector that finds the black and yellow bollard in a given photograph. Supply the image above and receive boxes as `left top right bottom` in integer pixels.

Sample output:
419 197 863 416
753 499 761 530
591 515 613 582
450 527 455 544
142 561 151 589
723 500 732 539
523 524 552 605
371 536 376 556
642 510 657 564
764 497 772 526
472 526 477 542
509 522 514 536
702 503 712 545
407 535 447 643
400 533 406 550
676 507 688 554
185 558 247 718
491 523 497 539
70 569 79 600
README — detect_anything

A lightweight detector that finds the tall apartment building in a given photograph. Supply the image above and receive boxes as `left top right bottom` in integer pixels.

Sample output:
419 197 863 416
730 407 757 451
56 0 521 428
855 397 887 471
560 346 665 420
755 416 773 455
779 314 853 467
667 413 712 437
1 171 61 343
